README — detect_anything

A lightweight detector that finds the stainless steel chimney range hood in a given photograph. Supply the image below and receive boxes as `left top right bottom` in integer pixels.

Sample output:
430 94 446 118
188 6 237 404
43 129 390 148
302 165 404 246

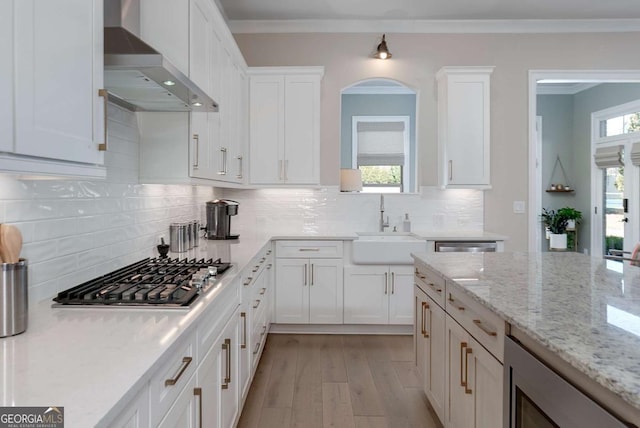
103 0 218 112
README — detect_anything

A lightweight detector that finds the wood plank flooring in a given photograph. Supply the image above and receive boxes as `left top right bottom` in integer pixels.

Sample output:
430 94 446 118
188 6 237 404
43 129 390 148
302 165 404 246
238 334 443 428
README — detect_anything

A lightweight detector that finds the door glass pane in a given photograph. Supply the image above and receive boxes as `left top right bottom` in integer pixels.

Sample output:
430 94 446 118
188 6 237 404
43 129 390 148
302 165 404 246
515 388 558 428
604 165 625 256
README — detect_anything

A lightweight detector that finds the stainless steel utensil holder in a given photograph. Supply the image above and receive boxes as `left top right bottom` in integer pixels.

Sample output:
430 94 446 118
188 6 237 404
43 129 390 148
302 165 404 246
170 223 189 253
1 259 28 338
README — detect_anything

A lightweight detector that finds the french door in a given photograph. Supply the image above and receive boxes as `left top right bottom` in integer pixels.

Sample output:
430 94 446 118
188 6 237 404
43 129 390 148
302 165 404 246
592 101 640 258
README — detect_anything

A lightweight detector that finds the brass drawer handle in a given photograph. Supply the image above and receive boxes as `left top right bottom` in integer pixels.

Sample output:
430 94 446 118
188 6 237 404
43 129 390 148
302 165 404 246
391 272 395 294
252 265 260 272
384 272 388 294
464 347 473 394
221 338 231 389
448 294 465 311
243 277 253 286
165 356 193 386
253 342 261 355
241 312 247 349
422 301 429 338
193 134 199 168
473 319 497 337
260 287 267 295
460 342 467 387
194 387 203 428
98 89 108 151
429 283 442 293
299 248 320 252
253 300 261 309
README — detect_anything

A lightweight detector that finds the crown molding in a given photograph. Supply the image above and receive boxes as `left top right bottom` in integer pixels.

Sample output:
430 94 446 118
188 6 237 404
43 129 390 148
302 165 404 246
228 18 640 34
536 82 601 95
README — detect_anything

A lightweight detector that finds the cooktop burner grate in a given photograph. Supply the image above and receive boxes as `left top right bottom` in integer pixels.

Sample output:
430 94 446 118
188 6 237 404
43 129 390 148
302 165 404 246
53 257 231 308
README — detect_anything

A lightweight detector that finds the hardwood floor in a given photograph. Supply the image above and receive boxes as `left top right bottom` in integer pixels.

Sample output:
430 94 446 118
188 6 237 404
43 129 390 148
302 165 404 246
238 334 443 428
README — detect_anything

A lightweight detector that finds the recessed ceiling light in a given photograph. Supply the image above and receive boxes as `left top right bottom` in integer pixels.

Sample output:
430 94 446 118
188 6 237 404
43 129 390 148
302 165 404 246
163 80 176 86
192 102 202 107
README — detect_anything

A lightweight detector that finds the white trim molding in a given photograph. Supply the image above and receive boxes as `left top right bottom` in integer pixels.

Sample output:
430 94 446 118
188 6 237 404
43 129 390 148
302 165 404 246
229 18 640 34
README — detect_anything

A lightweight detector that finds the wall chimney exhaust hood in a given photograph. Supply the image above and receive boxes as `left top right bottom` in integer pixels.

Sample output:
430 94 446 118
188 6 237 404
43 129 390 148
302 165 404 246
104 0 218 112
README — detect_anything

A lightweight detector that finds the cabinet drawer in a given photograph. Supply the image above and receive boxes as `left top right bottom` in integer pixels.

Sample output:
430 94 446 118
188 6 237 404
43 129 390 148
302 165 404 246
415 264 446 308
276 240 343 258
197 277 241 361
445 285 505 362
149 332 197 426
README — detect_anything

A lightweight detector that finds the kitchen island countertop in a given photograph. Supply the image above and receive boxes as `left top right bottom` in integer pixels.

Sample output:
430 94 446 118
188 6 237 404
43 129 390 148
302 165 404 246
413 251 640 417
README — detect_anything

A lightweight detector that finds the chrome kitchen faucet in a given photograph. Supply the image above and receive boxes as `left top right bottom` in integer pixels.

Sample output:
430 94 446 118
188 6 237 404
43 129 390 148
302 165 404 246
380 195 390 232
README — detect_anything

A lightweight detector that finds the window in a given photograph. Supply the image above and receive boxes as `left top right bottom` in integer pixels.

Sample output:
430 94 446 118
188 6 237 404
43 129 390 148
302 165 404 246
352 116 409 193
602 112 640 137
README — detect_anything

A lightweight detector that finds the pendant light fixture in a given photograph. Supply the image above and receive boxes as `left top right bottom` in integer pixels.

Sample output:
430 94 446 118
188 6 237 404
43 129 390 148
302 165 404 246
374 34 392 60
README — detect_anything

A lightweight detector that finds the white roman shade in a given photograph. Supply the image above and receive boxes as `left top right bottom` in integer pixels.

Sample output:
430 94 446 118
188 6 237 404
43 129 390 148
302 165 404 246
357 121 405 166
594 146 623 168
631 143 640 166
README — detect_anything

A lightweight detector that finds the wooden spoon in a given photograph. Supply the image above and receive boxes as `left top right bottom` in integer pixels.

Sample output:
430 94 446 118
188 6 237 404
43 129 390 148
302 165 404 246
0 224 22 264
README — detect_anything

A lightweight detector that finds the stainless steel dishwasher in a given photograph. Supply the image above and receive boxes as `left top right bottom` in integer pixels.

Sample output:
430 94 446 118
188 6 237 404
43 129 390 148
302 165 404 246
434 241 497 252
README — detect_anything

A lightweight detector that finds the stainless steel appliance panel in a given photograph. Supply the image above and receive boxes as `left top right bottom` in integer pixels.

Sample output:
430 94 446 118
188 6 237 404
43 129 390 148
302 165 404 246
434 241 497 252
504 336 632 428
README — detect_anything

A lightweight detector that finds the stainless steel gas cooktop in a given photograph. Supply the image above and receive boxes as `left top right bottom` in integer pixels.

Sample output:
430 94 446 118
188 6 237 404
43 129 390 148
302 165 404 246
52 257 231 308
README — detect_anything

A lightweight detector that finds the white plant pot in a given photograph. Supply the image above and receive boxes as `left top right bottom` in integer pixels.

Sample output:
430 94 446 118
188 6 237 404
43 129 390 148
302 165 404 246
549 233 567 250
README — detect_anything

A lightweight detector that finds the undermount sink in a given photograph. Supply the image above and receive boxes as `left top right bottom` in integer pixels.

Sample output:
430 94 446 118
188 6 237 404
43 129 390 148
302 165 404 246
352 232 427 264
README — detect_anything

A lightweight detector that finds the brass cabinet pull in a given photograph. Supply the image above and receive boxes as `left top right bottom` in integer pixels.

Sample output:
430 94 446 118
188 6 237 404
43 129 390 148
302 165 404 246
464 347 473 394
448 294 465 311
420 300 425 336
243 277 253 286
240 312 247 349
267 263 272 269
253 342 261 355
384 272 388 294
260 287 266 295
261 325 267 336
253 300 261 309
193 387 203 428
311 264 314 286
165 356 193 386
252 265 260 272
299 248 320 252
236 155 243 179
422 302 429 338
429 282 442 293
193 134 199 168
449 160 453 181
460 342 467 387
391 272 395 294
98 89 108 151
221 338 231 389
304 264 307 285
473 319 497 337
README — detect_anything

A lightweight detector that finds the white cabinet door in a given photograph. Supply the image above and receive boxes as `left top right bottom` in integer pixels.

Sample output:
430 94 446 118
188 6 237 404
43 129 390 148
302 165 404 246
249 75 285 184
140 0 189 76
445 315 474 428
469 335 503 428
190 112 214 179
426 296 446 424
283 75 320 184
109 387 150 428
14 0 105 164
437 67 493 188
157 375 198 428
309 258 343 324
189 0 213 96
388 266 414 325
220 312 240 428
343 266 389 324
275 259 308 323
0 0 13 153
414 286 428 383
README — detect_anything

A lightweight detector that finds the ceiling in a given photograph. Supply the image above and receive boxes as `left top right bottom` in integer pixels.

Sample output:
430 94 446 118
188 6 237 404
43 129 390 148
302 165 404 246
217 0 640 21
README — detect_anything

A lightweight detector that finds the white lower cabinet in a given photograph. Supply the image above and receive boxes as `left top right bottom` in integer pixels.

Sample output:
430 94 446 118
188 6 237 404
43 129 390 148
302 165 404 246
445 315 502 428
108 387 150 428
275 258 343 324
414 285 446 424
343 265 413 324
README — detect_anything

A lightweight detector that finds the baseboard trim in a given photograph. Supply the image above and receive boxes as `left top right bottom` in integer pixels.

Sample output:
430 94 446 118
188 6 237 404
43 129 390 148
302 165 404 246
268 323 412 335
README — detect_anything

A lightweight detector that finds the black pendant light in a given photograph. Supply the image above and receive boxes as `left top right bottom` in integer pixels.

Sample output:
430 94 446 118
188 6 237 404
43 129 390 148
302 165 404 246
374 34 392 59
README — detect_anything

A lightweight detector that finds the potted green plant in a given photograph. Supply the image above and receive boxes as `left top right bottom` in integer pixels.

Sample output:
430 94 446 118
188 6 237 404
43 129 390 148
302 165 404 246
558 207 582 230
541 208 569 250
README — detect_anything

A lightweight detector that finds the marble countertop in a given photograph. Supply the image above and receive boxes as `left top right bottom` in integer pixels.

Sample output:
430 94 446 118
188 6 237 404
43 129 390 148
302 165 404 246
413 251 640 412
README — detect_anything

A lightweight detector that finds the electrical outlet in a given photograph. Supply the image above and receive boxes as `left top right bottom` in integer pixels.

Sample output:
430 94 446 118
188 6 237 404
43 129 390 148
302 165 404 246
513 201 525 214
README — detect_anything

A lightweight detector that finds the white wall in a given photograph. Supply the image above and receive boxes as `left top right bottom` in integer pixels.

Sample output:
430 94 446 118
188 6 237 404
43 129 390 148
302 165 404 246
0 104 217 303
233 31 640 251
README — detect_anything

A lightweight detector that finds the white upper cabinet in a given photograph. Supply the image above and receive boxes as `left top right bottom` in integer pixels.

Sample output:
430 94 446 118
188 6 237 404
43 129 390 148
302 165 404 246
140 0 190 77
0 0 106 177
189 0 213 96
437 66 494 189
249 67 323 185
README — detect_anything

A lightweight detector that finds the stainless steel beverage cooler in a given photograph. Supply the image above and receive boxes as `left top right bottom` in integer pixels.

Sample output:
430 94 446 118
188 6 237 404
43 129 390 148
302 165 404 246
206 200 239 240
1 259 28 338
